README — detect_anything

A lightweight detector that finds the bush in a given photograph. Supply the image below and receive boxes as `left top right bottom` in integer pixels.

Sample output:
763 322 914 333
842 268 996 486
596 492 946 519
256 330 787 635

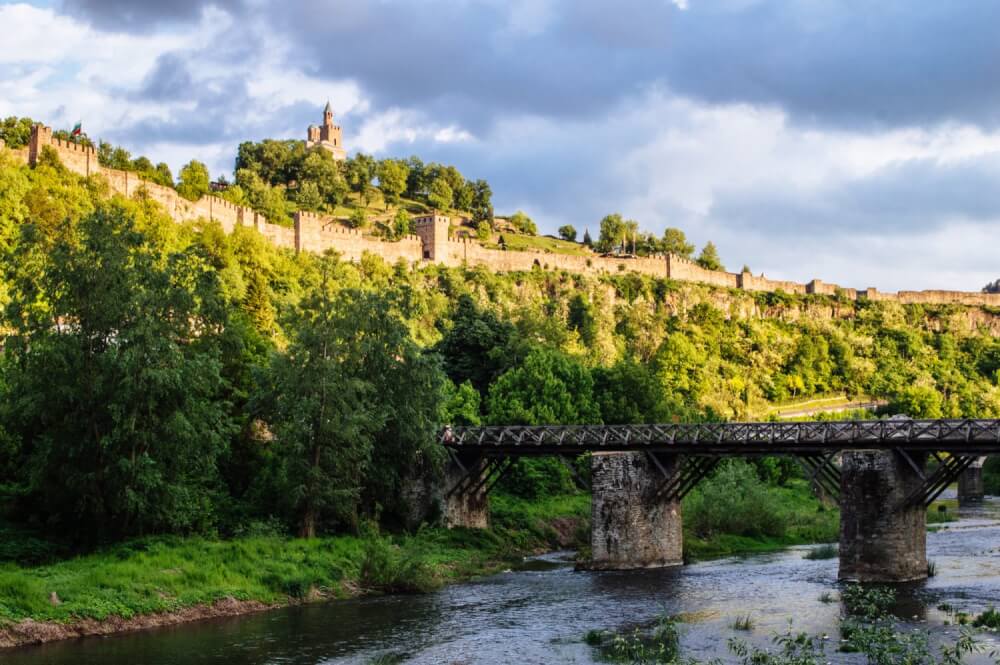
684 461 786 539
358 524 438 594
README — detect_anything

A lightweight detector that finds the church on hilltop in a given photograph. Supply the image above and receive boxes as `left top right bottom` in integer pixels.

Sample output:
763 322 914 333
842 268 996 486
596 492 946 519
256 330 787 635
306 101 346 160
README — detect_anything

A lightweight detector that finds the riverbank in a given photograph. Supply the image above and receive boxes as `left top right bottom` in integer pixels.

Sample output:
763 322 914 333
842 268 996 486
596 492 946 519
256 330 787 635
0 493 589 649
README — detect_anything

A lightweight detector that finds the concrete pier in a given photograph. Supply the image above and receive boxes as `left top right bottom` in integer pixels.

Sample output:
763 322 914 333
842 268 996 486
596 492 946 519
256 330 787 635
587 452 683 570
958 457 987 505
443 457 489 529
839 450 927 582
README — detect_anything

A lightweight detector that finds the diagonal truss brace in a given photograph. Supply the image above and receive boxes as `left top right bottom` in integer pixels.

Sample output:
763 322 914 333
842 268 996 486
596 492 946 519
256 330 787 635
445 454 514 499
795 452 841 503
648 453 721 502
901 453 977 509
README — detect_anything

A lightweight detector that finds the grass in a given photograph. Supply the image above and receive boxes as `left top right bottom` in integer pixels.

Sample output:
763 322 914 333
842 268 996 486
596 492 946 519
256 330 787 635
0 492 589 627
818 592 836 603
731 614 755 631
485 233 592 257
972 607 1000 629
926 560 937 578
803 543 838 560
927 499 959 524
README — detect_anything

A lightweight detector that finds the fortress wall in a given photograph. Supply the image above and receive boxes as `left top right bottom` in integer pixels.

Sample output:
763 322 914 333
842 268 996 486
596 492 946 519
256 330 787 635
294 211 424 262
667 254 740 288
0 140 30 164
20 123 1000 309
739 272 808 294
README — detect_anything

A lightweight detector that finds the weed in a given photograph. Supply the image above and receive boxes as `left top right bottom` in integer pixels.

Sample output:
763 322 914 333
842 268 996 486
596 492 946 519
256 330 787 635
972 607 1000 629
927 560 937 577
818 592 835 604
731 614 755 631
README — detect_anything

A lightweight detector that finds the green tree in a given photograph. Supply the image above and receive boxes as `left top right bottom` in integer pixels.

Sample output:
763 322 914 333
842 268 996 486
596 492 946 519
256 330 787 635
593 359 673 424
346 153 376 203
486 347 600 426
696 241 724 271
508 210 537 235
0 116 35 150
435 294 515 396
558 225 577 242
3 203 231 540
427 176 453 210
347 207 367 229
470 179 493 225
476 221 491 241
453 181 474 211
301 149 347 208
582 228 593 247
595 213 627 253
377 159 409 209
662 227 694 257
294 181 324 211
177 160 210 201
392 208 411 239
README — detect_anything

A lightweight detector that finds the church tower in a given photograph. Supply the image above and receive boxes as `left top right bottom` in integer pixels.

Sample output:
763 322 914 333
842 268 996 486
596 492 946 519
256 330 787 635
306 101 346 160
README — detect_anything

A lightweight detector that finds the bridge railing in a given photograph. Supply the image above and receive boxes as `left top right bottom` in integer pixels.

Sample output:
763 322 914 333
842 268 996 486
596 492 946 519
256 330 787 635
440 419 1000 454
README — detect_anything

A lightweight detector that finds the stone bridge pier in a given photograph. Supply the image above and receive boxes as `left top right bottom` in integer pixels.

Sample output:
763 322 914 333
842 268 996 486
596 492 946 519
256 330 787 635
586 452 683 570
443 453 490 529
839 450 927 582
958 457 987 504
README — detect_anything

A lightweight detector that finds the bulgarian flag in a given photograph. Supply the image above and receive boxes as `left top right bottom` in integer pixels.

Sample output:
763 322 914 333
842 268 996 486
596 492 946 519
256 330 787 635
71 122 82 137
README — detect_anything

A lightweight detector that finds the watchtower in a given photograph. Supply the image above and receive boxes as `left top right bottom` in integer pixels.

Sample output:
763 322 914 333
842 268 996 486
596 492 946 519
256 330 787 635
306 101 346 161
412 212 450 261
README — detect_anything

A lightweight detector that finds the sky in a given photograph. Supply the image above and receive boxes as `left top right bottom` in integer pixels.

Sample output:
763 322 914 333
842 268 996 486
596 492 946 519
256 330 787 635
2 0 999 292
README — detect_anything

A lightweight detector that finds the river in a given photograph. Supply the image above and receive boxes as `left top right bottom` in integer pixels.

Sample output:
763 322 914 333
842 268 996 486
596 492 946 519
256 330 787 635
6 495 1000 664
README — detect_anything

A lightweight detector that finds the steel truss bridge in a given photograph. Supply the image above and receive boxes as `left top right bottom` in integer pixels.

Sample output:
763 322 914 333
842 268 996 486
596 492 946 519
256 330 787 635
441 419 1000 511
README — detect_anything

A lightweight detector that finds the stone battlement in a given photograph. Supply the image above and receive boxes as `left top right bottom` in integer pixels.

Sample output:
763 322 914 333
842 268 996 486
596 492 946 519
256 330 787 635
9 122 1000 309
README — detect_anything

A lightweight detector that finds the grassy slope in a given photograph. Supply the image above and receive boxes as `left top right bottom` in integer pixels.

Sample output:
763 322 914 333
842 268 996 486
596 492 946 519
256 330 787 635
485 234 592 257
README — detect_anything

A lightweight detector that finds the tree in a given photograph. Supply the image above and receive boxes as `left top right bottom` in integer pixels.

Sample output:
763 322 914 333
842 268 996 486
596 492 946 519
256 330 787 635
301 149 347 208
453 181 474 211
427 176 453 210
486 347 600 426
582 228 593 247
470 179 493 225
558 225 577 242
662 227 694 257
0 116 35 150
404 156 426 199
392 208 411 239
593 358 673 424
377 159 409 209
508 210 537 235
2 203 231 540
984 279 1000 294
346 153 376 203
177 159 210 201
265 277 445 536
347 207 367 229
696 241 724 271
434 294 515 396
595 213 627 253
294 181 324 211
476 221 491 241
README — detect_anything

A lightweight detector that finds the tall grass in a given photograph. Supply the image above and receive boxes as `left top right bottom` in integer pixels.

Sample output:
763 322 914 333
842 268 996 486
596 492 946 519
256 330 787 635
803 544 837 560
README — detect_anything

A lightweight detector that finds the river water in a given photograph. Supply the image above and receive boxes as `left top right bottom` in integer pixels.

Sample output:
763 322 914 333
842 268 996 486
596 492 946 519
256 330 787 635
7 495 1000 664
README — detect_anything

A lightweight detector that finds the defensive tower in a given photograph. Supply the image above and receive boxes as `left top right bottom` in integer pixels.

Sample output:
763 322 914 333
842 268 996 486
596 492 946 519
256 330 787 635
306 101 346 160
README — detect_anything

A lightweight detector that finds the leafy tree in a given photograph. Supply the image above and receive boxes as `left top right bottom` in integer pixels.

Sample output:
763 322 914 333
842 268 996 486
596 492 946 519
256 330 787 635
476 221 491 241
984 279 1000 294
434 294 515 396
486 347 600 425
593 359 673 424
558 225 577 242
889 385 944 418
177 159 210 201
346 153 376 203
696 241 724 271
377 158 409 209
392 208 411 239
453 181 474 210
301 149 347 208
404 156 426 199
347 207 367 229
427 176 453 210
2 203 231 540
0 116 34 150
582 228 593 247
441 380 481 426
508 210 537 235
662 227 694 257
470 179 493 225
595 213 627 253
294 180 324 211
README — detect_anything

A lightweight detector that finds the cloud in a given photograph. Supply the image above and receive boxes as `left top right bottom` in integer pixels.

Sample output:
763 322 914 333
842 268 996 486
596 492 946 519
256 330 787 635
60 0 243 31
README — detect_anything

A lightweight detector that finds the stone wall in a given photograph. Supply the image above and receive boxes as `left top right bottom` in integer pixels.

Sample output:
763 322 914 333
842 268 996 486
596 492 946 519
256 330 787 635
14 123 1000 309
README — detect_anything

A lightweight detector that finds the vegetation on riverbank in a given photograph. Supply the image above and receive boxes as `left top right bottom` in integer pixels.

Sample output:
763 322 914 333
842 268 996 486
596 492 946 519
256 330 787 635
0 492 586 638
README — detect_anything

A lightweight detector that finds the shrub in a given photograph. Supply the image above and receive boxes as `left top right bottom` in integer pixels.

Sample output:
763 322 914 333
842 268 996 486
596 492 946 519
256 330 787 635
358 524 437 594
684 460 786 539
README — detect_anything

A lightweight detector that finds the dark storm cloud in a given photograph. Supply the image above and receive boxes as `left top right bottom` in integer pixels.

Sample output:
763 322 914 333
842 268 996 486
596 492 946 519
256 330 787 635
132 54 194 101
265 0 1000 133
711 152 1000 236
61 0 243 31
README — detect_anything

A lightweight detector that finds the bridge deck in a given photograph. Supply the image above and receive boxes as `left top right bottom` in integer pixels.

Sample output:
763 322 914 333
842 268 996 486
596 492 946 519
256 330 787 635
441 419 1000 455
